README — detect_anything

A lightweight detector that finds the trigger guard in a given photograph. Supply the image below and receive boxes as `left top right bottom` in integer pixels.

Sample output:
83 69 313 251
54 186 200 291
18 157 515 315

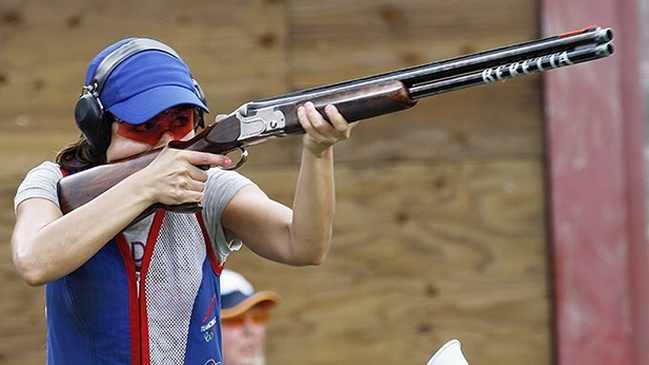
221 147 249 171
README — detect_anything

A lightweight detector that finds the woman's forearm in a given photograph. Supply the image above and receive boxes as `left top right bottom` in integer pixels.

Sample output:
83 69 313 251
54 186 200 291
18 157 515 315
288 145 336 264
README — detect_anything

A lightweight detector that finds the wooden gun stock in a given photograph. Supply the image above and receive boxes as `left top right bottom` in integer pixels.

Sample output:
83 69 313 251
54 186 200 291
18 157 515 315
58 25 614 218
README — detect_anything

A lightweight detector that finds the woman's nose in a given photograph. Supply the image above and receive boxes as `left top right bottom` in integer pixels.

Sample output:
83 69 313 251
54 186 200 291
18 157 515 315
155 132 175 148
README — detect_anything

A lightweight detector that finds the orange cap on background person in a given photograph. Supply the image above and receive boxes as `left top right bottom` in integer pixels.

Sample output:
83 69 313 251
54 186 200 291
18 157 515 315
220 269 280 319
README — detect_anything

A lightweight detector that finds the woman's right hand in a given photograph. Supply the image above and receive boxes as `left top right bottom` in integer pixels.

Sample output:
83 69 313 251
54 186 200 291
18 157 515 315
135 146 233 206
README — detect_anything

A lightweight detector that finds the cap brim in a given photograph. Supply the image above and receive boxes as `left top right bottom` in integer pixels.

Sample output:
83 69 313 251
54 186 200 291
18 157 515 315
221 290 280 319
108 85 210 125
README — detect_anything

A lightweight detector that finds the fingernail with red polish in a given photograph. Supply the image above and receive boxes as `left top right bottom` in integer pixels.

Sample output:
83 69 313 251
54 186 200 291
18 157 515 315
224 158 232 166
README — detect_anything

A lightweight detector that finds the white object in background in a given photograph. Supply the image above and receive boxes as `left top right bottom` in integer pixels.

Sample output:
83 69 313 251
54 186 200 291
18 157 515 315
426 339 472 365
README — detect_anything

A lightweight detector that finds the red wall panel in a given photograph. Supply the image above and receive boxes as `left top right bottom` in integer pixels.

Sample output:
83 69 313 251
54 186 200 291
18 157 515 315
542 1 649 364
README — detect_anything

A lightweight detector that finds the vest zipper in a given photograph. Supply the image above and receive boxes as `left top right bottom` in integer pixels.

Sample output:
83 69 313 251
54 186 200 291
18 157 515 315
136 271 141 298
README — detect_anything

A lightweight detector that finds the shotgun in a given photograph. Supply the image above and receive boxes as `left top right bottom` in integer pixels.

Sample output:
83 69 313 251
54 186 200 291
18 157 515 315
58 25 614 218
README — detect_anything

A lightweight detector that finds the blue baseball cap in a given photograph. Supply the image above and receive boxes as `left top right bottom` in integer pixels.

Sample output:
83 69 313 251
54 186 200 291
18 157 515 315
85 38 210 125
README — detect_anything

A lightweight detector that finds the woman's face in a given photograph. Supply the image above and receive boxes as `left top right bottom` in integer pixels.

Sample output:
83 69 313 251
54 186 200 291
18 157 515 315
105 106 196 163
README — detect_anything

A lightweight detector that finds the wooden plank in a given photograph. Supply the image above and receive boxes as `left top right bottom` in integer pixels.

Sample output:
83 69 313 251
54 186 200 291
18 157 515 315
287 0 543 165
232 159 551 365
282 4 551 363
0 0 293 166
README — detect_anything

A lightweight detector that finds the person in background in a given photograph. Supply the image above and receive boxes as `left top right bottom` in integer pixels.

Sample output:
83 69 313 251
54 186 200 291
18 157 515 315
221 269 280 365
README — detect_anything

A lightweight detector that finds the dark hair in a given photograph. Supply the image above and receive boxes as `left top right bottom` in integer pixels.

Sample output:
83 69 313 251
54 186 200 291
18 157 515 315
55 134 106 170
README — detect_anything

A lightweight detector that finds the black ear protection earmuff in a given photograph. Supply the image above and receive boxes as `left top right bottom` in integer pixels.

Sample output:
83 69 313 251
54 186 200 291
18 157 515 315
74 38 207 157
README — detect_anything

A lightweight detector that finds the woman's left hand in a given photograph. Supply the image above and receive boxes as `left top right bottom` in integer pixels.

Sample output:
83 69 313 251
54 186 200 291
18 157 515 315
297 101 353 156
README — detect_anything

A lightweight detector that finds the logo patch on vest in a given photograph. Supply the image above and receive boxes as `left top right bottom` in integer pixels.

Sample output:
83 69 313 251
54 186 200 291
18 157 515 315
201 294 217 342
203 360 222 365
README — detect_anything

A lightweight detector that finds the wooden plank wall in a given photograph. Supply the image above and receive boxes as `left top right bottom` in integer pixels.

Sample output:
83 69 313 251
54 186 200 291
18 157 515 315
0 1 551 364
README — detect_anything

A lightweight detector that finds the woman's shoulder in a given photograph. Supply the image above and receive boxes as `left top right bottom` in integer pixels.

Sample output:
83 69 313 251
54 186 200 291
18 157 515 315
24 161 63 180
14 161 63 210
206 168 254 189
203 168 255 218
